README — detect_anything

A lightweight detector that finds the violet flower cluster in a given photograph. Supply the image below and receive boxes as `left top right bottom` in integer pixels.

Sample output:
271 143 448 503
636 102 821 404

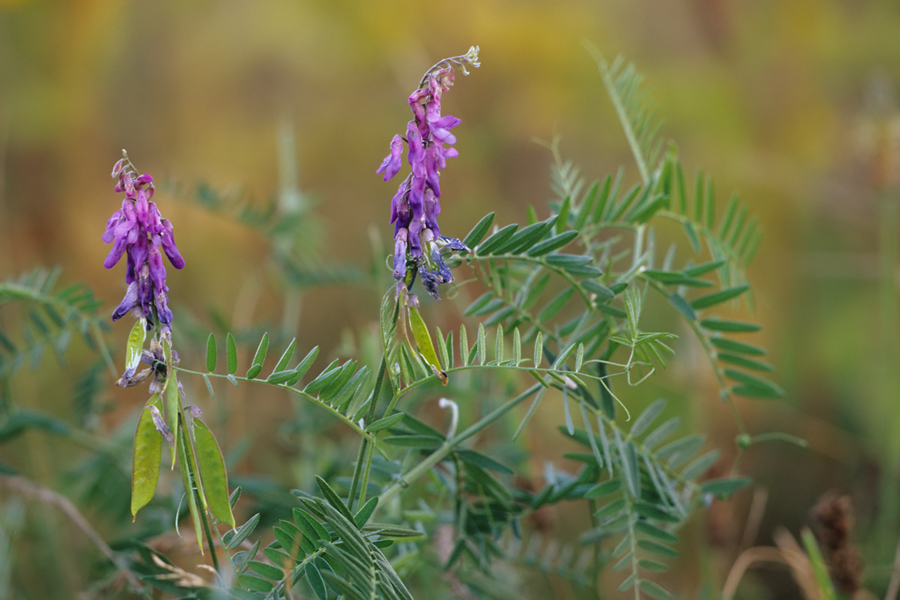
377 47 479 299
102 154 185 332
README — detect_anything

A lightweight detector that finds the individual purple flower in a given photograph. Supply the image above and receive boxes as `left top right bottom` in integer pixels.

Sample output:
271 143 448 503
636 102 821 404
376 134 404 181
376 46 480 299
103 152 184 330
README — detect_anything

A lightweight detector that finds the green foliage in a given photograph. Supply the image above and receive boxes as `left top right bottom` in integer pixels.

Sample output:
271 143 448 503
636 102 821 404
0 267 111 377
171 52 781 600
165 167 363 292
588 47 663 182
219 481 414 600
330 52 778 599
0 53 781 600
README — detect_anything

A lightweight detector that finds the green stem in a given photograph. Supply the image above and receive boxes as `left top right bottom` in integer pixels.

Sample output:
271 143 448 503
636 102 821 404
748 432 808 447
196 486 221 574
178 421 221 574
347 356 388 511
347 441 369 514
632 224 646 272
356 441 376 511
378 384 541 505
213 524 238 583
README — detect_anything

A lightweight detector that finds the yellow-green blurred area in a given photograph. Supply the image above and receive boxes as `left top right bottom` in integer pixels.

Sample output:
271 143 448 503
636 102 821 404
2 0 900 598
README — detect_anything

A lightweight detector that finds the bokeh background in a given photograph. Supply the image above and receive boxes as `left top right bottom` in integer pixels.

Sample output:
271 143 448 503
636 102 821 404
2 0 900 598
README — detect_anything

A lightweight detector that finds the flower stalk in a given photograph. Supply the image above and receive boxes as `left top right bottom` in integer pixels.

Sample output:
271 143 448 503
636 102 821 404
104 153 234 570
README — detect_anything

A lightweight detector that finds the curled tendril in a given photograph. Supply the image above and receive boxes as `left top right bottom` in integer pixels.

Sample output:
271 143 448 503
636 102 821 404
418 46 481 89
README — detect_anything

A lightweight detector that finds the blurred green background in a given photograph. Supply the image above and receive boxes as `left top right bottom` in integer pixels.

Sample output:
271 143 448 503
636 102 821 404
2 0 900 598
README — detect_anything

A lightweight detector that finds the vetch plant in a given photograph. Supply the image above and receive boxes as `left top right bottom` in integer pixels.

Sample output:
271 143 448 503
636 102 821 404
117 49 782 599
103 152 236 572
0 48 797 600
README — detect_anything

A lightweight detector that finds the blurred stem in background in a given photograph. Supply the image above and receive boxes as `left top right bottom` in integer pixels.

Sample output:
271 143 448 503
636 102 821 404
878 186 899 557
870 73 900 558
277 117 306 337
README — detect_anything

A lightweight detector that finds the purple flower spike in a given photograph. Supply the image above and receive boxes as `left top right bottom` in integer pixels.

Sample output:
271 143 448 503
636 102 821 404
103 152 184 330
376 47 479 299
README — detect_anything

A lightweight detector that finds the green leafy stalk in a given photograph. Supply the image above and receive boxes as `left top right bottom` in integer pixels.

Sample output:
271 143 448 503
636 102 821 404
347 355 388 511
